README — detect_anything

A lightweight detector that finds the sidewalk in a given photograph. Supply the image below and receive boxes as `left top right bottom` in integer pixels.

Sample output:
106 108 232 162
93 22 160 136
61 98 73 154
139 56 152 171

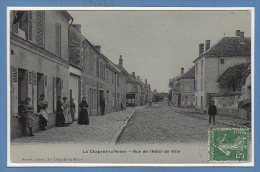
172 107 248 128
11 108 136 145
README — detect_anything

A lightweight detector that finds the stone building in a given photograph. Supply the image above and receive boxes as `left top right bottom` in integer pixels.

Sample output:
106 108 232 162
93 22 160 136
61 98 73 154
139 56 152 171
170 67 195 108
125 72 139 107
69 24 107 116
10 11 73 138
136 76 146 106
103 54 122 113
178 66 195 108
115 56 128 110
193 30 251 111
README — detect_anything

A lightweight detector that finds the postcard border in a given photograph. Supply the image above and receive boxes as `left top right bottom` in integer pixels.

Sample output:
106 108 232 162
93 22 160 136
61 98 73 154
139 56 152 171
6 6 255 168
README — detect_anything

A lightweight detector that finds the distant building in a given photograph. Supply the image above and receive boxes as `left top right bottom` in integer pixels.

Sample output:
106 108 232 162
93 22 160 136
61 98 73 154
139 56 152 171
125 72 139 107
178 66 195 108
193 30 251 111
170 67 195 108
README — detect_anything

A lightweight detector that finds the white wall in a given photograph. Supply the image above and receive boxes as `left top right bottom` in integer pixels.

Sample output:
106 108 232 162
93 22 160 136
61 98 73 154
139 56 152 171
195 55 249 110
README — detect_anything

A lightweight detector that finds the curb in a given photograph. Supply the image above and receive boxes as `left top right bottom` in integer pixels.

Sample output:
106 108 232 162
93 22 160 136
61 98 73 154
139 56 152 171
109 108 136 146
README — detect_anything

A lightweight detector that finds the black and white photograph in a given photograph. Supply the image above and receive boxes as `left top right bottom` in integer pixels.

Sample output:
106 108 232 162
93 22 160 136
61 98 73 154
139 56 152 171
8 8 253 166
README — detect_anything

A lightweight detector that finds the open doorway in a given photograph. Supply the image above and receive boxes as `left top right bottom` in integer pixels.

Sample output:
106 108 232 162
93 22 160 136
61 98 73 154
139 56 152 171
99 90 104 106
37 73 45 100
18 68 28 104
56 78 62 99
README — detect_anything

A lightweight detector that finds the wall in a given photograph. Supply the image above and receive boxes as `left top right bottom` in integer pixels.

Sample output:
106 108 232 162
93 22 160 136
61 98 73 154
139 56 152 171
213 94 246 118
195 56 248 110
10 39 69 139
45 11 69 61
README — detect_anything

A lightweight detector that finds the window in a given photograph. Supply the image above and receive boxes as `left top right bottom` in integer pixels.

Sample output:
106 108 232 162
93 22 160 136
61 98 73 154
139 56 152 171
195 63 198 76
117 75 119 86
201 96 203 109
55 23 61 57
36 11 45 48
112 73 114 84
13 11 32 41
201 60 203 75
220 59 225 64
89 52 94 74
201 60 203 91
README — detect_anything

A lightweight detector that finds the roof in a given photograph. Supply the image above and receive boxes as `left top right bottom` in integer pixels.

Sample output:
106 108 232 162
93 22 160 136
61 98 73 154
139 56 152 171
116 65 135 82
100 54 121 73
193 36 251 63
217 63 251 90
60 11 74 21
179 66 195 80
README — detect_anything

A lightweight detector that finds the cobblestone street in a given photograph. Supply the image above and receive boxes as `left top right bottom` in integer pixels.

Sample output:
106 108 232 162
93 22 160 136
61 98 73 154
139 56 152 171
12 108 135 144
117 100 248 144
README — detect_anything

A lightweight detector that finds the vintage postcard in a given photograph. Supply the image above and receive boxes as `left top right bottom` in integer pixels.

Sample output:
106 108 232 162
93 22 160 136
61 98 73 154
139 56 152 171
7 7 254 167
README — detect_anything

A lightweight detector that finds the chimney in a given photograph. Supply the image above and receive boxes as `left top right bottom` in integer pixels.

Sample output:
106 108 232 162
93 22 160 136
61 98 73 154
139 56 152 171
119 55 123 67
205 40 210 51
181 68 184 76
199 43 204 55
94 45 101 53
132 72 136 77
240 31 245 38
72 24 81 33
137 76 140 80
145 79 147 85
235 30 241 36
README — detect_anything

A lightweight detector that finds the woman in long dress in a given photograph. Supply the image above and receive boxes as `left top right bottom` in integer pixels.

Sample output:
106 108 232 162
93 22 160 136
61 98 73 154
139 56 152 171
56 96 65 127
62 97 72 126
70 98 76 122
22 97 35 136
78 97 89 125
38 94 48 131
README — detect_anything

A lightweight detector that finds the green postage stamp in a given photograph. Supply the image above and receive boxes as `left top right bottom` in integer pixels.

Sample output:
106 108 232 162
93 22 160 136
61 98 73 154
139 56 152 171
209 128 250 162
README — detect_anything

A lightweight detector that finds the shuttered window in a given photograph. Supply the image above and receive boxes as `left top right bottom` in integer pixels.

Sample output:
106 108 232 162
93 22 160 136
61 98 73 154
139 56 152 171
28 11 32 41
55 23 61 57
36 11 45 48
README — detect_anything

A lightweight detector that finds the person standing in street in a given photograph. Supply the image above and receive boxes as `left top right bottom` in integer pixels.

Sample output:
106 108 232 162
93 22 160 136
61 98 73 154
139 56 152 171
101 97 105 115
56 96 65 127
62 97 72 126
21 97 35 136
208 100 217 125
38 94 48 131
78 97 89 125
70 98 76 122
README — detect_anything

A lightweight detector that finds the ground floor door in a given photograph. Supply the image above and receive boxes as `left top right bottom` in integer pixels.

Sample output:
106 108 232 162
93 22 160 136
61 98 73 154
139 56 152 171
69 74 80 120
18 68 28 104
178 94 181 108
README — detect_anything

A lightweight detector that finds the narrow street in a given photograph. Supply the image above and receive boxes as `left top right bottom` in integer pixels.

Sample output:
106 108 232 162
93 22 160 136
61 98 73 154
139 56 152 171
117 100 247 144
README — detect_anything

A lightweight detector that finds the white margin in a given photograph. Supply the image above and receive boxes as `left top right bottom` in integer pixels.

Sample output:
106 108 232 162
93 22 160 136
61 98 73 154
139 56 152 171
6 6 255 167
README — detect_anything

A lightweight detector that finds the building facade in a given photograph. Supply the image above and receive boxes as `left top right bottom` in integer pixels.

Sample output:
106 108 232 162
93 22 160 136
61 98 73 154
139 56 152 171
178 66 195 108
193 30 251 111
10 11 73 138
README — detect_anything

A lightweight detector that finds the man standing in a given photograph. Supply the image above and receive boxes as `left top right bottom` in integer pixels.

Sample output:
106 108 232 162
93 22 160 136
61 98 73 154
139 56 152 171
101 98 105 115
208 101 217 125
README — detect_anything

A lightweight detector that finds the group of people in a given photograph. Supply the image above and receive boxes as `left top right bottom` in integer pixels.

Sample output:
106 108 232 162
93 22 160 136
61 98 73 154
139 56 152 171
19 95 90 137
55 96 90 126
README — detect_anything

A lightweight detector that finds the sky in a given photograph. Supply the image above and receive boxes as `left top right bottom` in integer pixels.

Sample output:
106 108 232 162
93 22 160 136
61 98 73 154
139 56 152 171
69 10 251 93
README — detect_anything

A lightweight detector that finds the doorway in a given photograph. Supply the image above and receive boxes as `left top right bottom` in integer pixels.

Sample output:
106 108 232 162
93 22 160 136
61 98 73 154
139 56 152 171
18 68 28 104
